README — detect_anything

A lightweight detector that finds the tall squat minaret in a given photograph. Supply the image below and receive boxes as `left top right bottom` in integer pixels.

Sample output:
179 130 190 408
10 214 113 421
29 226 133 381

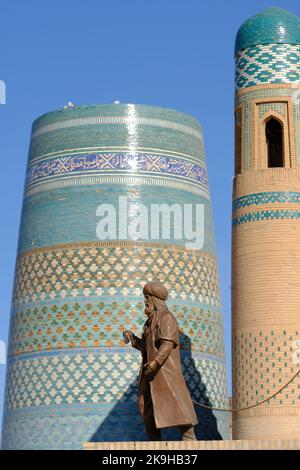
232 7 300 439
2 103 230 449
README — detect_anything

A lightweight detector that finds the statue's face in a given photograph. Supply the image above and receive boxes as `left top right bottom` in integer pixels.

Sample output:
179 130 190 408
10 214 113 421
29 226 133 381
144 295 155 316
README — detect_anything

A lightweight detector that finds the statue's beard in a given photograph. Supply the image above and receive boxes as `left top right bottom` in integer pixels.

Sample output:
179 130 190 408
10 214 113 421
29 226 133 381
144 302 154 316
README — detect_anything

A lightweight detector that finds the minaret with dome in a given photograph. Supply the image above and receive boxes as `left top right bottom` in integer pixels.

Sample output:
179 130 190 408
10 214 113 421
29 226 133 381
232 6 300 440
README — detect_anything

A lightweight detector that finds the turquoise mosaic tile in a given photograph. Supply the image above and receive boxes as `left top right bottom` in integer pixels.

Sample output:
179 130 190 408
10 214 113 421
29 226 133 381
28 104 204 164
233 191 300 211
2 348 229 449
235 44 300 90
18 185 215 254
25 152 208 192
233 209 300 226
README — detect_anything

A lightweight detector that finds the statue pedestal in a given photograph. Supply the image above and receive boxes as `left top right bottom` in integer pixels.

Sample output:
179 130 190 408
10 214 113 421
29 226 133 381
83 439 300 450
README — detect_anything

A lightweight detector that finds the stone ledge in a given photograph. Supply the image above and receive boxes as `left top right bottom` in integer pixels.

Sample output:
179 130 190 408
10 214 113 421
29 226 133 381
83 439 300 450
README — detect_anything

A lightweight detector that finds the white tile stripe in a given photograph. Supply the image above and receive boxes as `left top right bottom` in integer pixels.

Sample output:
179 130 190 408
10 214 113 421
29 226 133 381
25 174 210 198
31 116 203 140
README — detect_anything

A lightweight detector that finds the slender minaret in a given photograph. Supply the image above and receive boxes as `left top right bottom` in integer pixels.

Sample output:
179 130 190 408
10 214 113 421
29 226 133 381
232 7 300 439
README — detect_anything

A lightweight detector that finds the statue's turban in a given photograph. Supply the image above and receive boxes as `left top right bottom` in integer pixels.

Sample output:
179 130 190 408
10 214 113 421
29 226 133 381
143 281 168 301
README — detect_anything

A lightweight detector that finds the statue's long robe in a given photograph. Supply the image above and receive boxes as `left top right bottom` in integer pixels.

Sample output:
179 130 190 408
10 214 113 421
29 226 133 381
133 307 198 429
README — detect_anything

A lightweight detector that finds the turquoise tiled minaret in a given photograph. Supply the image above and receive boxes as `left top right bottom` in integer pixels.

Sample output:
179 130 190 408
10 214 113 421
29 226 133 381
2 103 230 449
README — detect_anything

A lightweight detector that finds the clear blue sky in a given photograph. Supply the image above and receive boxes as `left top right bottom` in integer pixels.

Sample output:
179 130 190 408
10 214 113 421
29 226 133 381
1 0 299 433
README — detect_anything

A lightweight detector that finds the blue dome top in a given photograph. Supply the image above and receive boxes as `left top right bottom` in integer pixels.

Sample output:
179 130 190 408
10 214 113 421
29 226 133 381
235 6 300 55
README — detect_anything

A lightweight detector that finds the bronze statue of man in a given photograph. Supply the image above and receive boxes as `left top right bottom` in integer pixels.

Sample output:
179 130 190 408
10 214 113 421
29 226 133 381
123 280 198 441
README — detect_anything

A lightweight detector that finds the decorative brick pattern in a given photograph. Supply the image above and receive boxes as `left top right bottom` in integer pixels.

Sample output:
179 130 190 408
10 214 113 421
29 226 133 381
4 350 227 411
232 329 300 407
2 344 229 449
13 243 221 308
233 208 300 226
232 171 300 438
9 300 225 358
235 44 300 90
233 191 300 210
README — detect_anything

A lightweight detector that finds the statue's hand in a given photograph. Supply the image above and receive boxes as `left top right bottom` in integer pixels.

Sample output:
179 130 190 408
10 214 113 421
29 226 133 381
143 360 159 376
122 330 134 344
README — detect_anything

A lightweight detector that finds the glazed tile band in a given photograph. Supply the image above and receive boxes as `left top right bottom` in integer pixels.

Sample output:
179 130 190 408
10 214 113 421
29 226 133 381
25 152 209 190
31 116 203 141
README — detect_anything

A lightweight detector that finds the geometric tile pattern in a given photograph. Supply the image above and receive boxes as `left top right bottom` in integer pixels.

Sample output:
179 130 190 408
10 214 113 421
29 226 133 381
2 402 231 449
233 209 300 226
233 191 300 211
2 348 230 449
4 350 227 411
1 404 146 450
235 44 300 90
5 350 141 410
232 329 300 407
25 152 208 191
4 241 229 448
13 243 221 308
9 301 225 357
